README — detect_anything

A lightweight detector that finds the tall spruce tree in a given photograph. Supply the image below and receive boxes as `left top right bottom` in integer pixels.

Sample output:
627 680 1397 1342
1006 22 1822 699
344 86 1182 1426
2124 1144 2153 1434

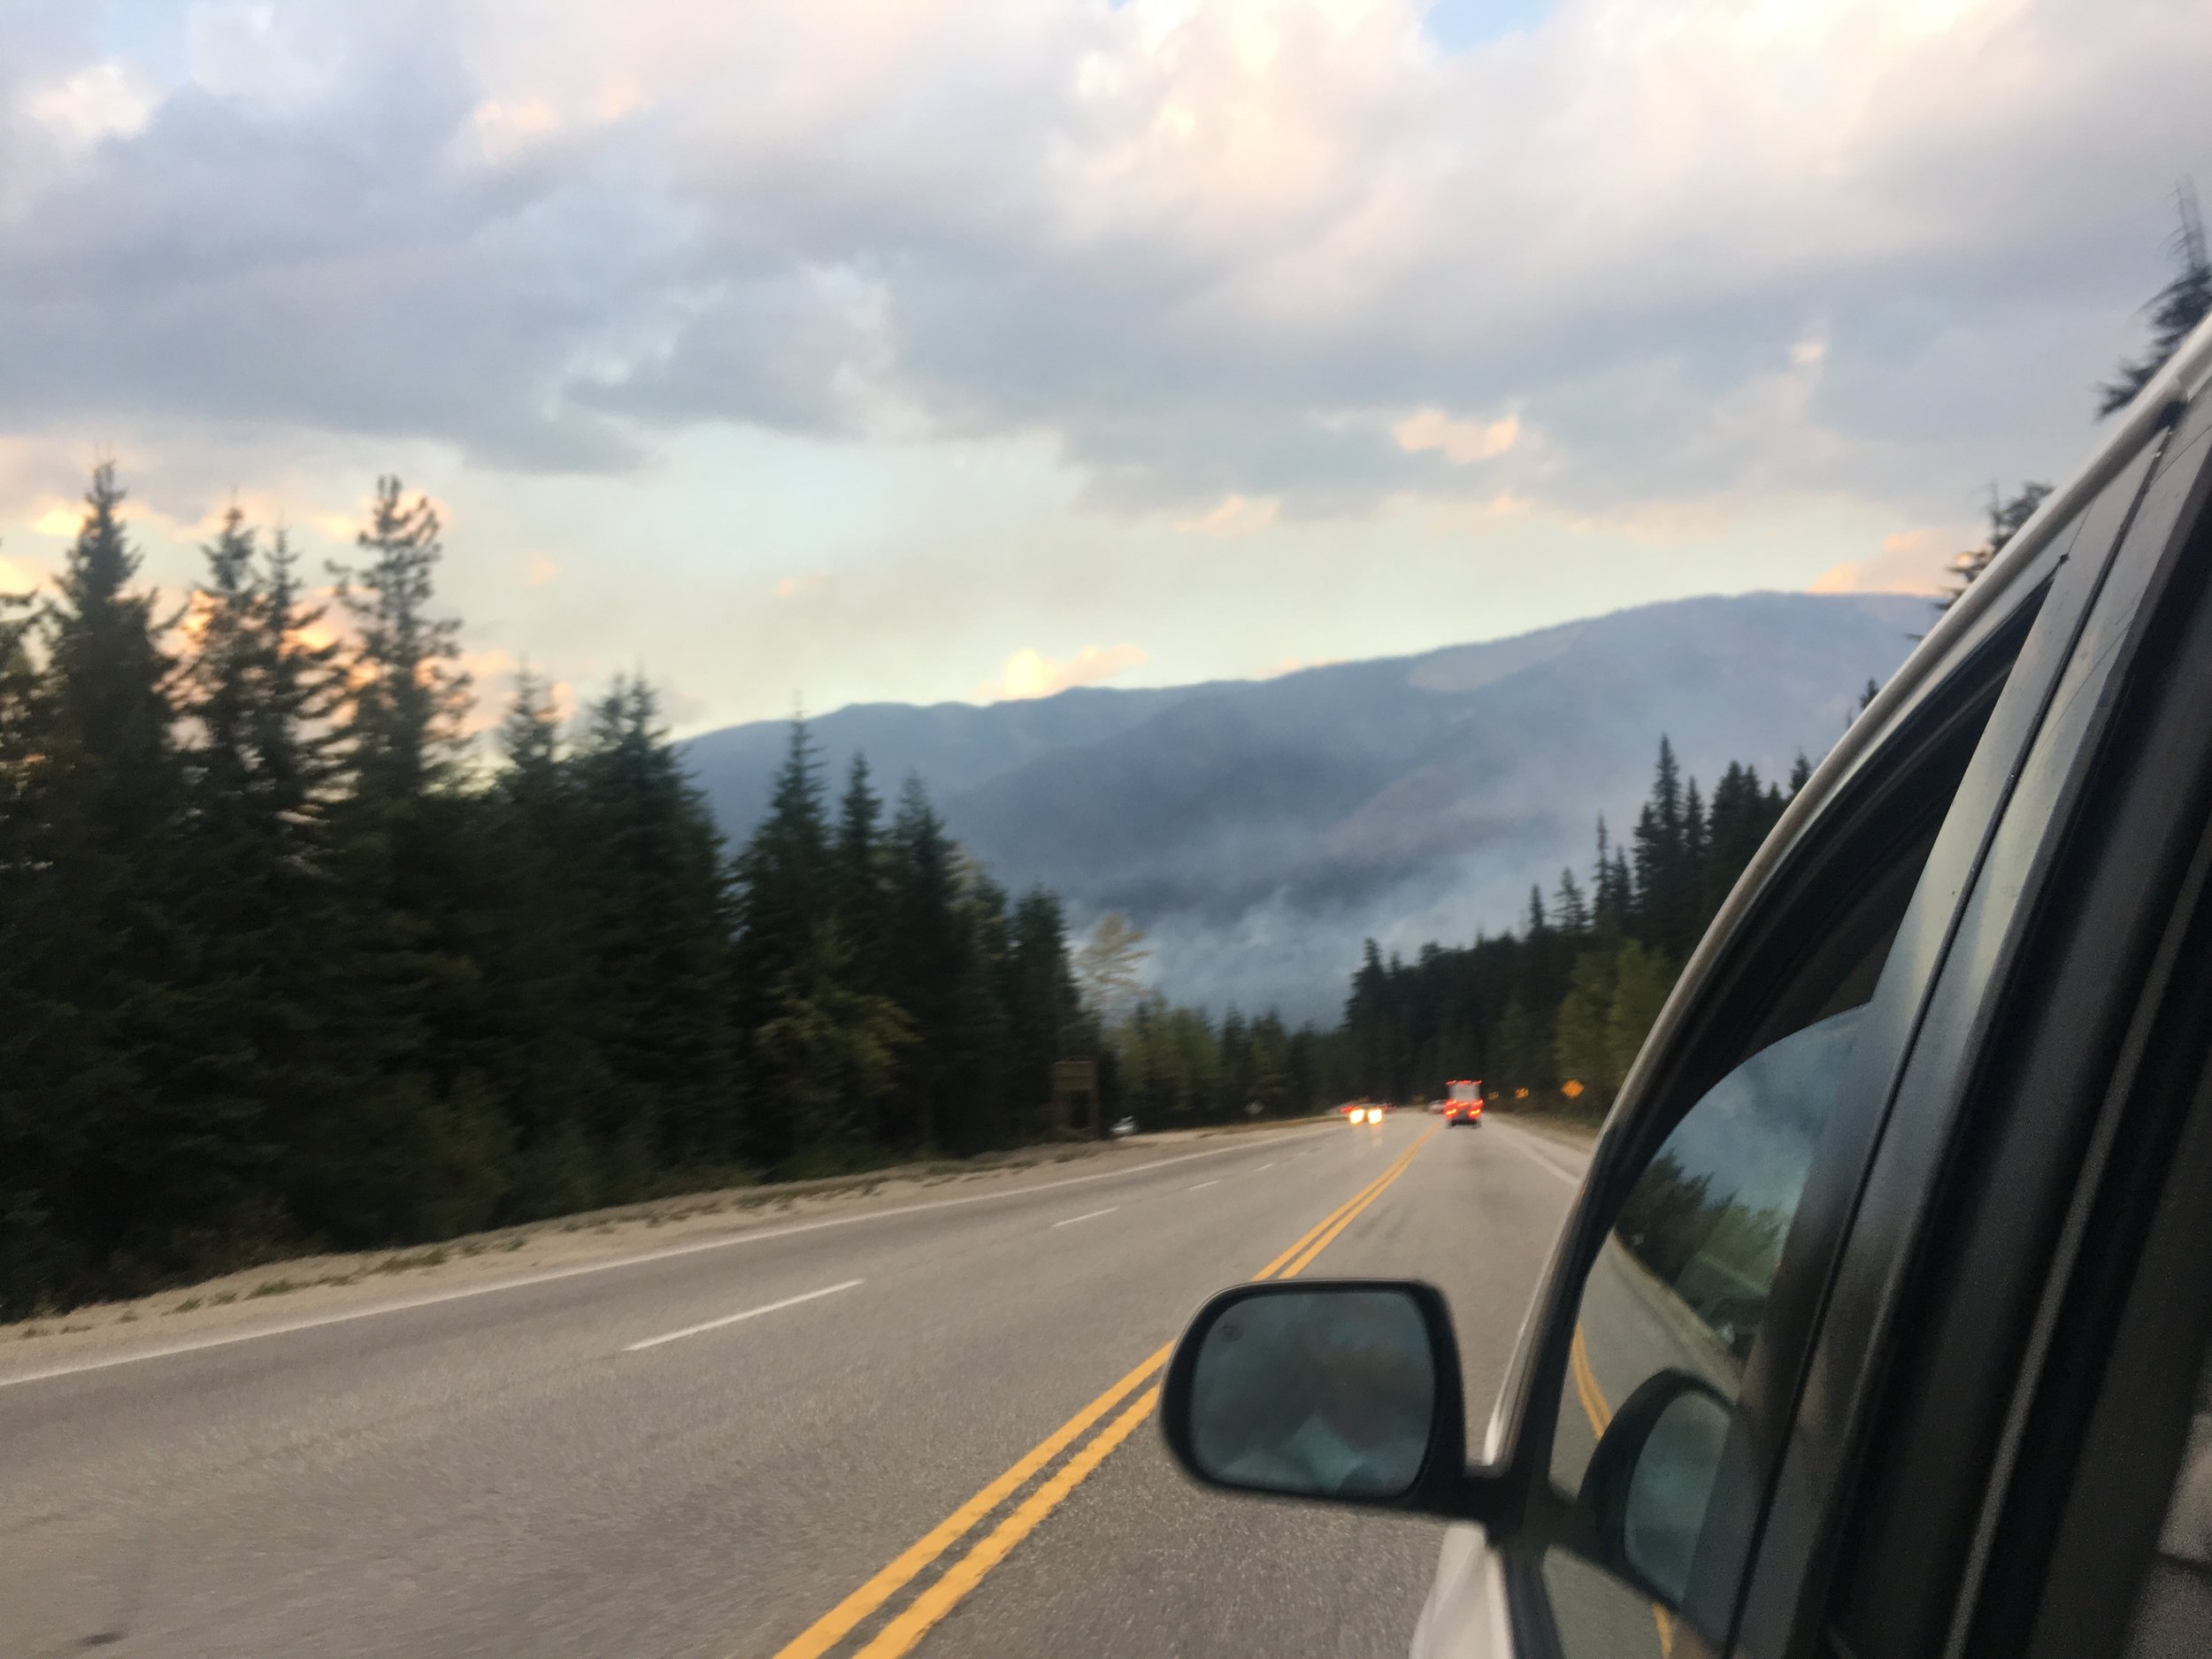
12 466 247 1297
571 677 741 1173
882 776 965 1150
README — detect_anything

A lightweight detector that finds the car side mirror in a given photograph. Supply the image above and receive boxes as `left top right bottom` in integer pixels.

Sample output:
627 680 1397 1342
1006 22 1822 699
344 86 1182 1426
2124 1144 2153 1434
1576 1369 1733 1605
1160 1279 1475 1516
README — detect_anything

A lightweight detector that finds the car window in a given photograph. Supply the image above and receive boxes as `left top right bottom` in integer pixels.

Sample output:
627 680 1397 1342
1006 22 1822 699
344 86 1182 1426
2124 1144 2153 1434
1542 1006 1876 1657
1533 759 1984 1656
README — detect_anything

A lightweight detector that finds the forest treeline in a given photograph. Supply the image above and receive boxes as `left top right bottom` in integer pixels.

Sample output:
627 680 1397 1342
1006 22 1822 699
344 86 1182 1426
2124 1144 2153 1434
1333 737 1804 1110
0 470 1106 1317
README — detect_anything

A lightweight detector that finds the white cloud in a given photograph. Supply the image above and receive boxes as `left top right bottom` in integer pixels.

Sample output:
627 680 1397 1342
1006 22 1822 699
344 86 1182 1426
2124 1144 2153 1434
24 63 157 147
978 643 1148 702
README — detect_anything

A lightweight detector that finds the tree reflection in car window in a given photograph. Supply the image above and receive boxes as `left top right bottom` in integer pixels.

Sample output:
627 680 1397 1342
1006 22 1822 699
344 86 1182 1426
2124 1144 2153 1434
1544 1005 1870 1659
1616 1006 1867 1370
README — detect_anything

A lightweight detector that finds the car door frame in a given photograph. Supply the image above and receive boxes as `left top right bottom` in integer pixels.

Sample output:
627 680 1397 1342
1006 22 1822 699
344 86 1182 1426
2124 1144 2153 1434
1779 368 2212 1659
1463 316 2212 1658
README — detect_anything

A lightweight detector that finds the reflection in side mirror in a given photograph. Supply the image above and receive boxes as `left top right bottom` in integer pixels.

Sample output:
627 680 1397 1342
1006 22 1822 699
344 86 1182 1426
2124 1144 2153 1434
1160 1279 1470 1513
1578 1370 1732 1606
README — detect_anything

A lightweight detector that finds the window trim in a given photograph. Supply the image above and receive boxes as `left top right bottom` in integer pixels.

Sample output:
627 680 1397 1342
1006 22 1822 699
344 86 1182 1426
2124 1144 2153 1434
1497 586 2054 1656
1763 400 2212 1659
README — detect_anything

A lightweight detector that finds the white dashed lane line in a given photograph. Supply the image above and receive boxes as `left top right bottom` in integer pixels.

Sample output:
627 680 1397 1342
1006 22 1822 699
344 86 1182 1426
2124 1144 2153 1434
625 1279 864 1353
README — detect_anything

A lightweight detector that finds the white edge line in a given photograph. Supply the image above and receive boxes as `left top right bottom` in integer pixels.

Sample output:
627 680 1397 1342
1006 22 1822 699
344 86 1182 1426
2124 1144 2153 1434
1188 1179 1219 1191
1256 1163 1276 1171
1050 1207 1120 1229
625 1279 862 1352
0 1126 1338 1388
1499 1125 1588 1187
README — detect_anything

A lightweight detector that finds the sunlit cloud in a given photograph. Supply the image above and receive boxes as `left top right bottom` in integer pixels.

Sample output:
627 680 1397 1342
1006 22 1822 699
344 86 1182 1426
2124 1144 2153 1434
1393 409 1520 466
977 643 1147 702
1173 495 1279 538
1810 525 1962 595
26 63 157 147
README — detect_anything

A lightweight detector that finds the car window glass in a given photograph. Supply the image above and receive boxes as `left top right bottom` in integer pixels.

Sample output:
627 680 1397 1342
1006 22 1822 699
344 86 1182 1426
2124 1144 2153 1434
1542 1009 1870 1658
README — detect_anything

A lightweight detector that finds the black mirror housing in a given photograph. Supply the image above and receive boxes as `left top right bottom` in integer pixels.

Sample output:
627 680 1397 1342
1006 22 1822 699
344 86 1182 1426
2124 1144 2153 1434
1576 1368 1733 1606
1160 1279 1479 1518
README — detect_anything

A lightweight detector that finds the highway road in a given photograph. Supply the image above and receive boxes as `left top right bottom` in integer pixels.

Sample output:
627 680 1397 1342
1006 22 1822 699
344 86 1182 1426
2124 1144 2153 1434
0 1114 1591 1659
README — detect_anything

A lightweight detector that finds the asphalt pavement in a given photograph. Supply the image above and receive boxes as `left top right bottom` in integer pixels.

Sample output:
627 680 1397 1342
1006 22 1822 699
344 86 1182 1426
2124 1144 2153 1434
1 1114 1590 1659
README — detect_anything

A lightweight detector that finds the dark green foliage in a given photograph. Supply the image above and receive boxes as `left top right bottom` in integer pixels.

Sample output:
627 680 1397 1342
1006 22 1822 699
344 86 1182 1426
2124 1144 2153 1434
2099 181 2212 419
0 466 1101 1317
1328 733 1791 1109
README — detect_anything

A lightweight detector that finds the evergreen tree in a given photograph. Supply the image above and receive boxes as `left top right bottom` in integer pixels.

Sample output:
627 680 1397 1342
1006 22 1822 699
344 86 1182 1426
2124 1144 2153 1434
1008 888 1079 1136
882 775 964 1151
756 924 911 1171
833 753 887 973
734 718 833 1018
1632 736 1694 956
1552 868 1591 940
178 511 351 1248
1935 482 2053 615
2100 181 2212 417
331 477 471 801
1606 941 1675 1090
570 678 741 1172
7 466 246 1298
1554 950 1615 1095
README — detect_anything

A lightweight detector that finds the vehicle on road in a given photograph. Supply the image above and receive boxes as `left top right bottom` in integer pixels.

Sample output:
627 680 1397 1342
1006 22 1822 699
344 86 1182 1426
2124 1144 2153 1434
1109 1116 1137 1139
1443 1080 1483 1127
1160 316 2212 1659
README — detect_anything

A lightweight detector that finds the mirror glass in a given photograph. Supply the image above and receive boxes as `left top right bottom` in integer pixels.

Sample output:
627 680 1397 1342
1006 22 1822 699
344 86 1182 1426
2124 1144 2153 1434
1619 1385 1732 1603
1187 1287 1438 1499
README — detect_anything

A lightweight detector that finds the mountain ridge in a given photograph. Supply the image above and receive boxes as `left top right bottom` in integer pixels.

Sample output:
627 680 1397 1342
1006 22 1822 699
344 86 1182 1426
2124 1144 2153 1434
681 590 1930 1018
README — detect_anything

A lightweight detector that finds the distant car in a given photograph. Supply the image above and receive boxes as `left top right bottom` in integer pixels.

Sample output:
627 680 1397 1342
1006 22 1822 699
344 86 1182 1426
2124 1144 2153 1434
1109 1117 1136 1138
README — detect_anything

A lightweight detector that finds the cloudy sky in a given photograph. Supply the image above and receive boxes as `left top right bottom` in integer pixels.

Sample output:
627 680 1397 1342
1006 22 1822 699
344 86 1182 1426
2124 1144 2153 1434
4 0 2207 732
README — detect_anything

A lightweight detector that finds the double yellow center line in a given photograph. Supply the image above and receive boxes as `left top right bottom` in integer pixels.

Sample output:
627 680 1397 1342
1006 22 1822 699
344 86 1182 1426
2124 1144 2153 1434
771 1125 1439 1659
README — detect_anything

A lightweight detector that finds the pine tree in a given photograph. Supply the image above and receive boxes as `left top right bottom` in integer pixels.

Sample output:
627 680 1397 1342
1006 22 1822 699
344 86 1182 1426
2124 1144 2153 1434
1606 941 1676 1090
570 677 741 1173
756 924 911 1170
477 672 616 1218
0 569 53 1309
331 478 471 802
7 465 251 1300
1009 888 1079 1136
2100 180 2212 418
178 510 352 1250
733 717 833 1026
1632 736 1692 956
1935 482 2053 616
1552 867 1591 940
881 775 964 1151
833 753 886 972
